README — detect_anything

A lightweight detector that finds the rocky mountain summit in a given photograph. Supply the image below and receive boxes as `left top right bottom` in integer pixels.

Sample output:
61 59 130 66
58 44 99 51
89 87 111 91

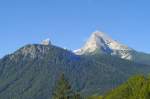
74 31 150 65
41 38 51 45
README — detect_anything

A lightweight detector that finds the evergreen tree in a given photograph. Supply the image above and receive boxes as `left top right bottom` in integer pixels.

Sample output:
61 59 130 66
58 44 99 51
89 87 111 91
52 73 82 99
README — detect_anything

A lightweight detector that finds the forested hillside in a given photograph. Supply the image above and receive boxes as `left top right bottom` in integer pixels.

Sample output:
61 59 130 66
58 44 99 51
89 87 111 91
103 75 150 99
0 44 149 99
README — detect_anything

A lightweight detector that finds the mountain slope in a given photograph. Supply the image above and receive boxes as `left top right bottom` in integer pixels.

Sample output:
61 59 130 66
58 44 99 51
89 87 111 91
74 31 150 65
104 75 150 99
0 44 150 99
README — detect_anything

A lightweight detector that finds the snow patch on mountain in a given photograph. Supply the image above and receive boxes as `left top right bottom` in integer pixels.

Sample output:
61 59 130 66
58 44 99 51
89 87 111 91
74 31 133 60
41 38 51 45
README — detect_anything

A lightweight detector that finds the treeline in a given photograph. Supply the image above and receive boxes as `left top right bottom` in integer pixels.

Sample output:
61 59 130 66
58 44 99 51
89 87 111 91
53 74 150 99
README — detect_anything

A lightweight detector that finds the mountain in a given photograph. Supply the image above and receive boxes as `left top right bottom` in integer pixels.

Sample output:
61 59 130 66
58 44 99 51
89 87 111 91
74 31 150 65
0 42 150 99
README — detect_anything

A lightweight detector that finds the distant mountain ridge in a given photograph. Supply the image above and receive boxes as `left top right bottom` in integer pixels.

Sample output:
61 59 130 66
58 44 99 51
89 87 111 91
0 32 150 98
0 43 150 99
74 31 150 65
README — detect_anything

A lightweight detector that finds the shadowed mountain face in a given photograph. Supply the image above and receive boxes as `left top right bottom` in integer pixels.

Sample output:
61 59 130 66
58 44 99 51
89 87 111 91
0 44 150 99
74 31 150 65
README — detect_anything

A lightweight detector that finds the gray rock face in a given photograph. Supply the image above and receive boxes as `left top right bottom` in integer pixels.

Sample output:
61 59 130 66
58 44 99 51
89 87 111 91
10 44 52 59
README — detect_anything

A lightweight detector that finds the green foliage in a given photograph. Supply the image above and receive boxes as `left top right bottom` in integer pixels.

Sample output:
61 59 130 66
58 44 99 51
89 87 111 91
104 75 150 99
53 74 72 99
88 96 103 99
52 73 82 99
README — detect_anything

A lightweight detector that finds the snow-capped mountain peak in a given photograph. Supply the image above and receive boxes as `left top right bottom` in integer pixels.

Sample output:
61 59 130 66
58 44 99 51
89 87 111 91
74 31 133 60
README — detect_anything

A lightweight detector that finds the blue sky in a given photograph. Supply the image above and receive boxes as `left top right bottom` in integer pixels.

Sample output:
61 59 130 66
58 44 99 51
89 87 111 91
0 0 150 57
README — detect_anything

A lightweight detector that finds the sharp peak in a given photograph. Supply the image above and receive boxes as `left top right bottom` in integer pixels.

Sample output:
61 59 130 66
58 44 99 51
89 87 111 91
89 31 113 41
92 31 107 35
